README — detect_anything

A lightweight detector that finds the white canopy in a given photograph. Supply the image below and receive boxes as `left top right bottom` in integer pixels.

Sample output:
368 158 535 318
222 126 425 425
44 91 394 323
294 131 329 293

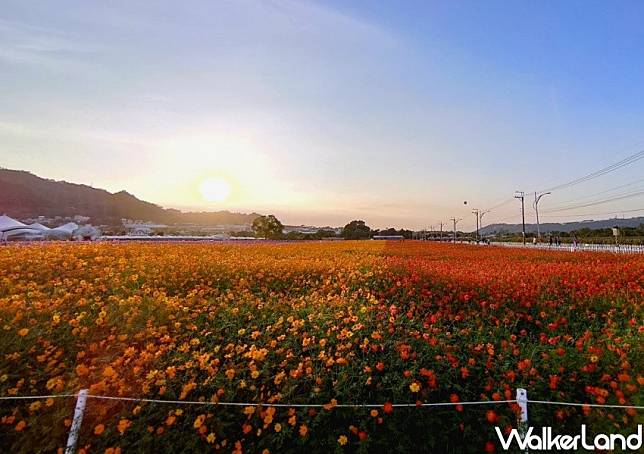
0 214 25 230
54 222 79 233
1 217 100 241
72 225 101 240
43 222 78 240
28 222 50 230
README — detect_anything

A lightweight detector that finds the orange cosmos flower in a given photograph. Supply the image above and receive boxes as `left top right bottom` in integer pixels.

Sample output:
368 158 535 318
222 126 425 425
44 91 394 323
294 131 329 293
193 415 206 429
117 419 131 435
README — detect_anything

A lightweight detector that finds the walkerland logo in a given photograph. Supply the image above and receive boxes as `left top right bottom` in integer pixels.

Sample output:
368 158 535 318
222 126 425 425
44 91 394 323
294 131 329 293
495 425 642 451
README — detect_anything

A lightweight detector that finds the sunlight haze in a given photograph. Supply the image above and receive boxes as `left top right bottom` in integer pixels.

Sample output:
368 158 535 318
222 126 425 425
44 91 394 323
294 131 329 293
2 0 644 229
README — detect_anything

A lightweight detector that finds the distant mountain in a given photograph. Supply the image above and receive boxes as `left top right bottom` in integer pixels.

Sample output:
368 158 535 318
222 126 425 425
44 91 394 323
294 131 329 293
480 217 644 235
0 168 260 226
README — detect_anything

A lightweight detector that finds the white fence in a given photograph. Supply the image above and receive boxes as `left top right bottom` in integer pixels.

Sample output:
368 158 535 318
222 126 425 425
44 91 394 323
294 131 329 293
2 389 642 454
491 241 644 254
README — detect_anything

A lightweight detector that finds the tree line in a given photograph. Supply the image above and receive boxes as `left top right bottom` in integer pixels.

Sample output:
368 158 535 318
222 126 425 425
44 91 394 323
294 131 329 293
251 216 411 240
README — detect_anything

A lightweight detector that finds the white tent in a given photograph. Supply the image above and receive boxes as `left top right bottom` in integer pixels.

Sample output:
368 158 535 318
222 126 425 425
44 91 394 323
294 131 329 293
0 215 44 241
55 222 79 233
28 222 50 231
0 214 25 230
72 225 101 241
44 222 79 240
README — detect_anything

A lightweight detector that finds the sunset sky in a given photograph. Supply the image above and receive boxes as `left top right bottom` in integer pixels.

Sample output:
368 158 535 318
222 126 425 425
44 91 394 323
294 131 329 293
2 0 644 229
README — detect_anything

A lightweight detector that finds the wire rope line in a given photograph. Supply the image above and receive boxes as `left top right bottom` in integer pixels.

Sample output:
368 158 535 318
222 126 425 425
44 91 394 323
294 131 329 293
1 394 642 410
541 190 644 214
484 197 515 213
526 400 644 410
536 149 644 194
539 207 644 218
546 177 644 207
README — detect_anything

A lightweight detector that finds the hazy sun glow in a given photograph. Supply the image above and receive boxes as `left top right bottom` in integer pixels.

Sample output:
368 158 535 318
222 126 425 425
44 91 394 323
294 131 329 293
199 176 231 202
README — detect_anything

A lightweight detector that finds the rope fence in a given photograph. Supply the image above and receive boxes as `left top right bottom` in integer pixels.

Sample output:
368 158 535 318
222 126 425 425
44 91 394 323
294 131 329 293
1 390 641 453
492 241 644 254
1 393 641 409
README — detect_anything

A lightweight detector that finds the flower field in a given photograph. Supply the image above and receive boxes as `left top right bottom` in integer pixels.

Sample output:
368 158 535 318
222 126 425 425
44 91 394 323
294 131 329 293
0 241 642 453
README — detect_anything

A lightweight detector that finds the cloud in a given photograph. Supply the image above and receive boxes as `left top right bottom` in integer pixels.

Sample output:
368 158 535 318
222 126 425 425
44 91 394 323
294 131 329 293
0 18 99 72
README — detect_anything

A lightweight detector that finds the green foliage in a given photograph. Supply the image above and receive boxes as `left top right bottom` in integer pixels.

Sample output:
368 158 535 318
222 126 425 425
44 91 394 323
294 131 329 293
252 215 284 239
372 228 413 239
342 220 371 240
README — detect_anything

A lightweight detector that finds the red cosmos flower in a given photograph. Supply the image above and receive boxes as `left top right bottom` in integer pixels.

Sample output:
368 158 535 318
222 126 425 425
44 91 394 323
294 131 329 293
485 441 495 452
450 394 463 412
517 359 531 372
383 402 394 414
485 410 499 424
618 373 631 382
549 375 560 390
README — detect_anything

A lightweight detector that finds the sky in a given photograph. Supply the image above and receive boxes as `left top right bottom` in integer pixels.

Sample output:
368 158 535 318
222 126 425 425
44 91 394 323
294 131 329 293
1 0 644 230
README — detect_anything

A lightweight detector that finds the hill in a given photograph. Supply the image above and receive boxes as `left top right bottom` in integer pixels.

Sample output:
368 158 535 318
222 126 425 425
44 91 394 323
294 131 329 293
480 217 644 235
0 168 260 225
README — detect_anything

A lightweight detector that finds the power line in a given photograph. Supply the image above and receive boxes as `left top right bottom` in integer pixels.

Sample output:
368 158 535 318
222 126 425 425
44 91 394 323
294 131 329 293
539 208 644 219
542 190 644 214
484 197 515 212
537 149 644 193
545 177 644 207
482 212 522 224
544 187 644 212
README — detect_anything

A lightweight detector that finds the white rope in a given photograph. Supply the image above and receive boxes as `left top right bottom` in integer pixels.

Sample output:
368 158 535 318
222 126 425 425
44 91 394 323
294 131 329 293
0 394 514 408
1 394 641 410
85 395 518 408
0 394 78 400
528 400 644 410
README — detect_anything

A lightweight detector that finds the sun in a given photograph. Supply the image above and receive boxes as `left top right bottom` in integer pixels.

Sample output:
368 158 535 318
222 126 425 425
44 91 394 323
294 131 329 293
199 176 231 202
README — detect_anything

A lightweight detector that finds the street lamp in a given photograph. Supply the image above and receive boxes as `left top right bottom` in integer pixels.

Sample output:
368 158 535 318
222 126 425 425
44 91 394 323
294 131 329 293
533 191 551 241
472 209 480 241
478 210 490 241
450 218 462 243
515 191 526 245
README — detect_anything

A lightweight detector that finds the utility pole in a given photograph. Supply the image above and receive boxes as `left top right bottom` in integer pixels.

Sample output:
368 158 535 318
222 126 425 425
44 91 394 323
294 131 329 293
514 191 526 245
478 210 489 241
450 218 461 243
472 209 480 242
533 191 551 242
439 221 443 242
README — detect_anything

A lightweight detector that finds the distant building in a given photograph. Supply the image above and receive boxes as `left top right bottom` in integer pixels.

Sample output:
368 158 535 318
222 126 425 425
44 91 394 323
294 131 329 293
73 215 91 224
282 225 321 235
122 219 167 235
